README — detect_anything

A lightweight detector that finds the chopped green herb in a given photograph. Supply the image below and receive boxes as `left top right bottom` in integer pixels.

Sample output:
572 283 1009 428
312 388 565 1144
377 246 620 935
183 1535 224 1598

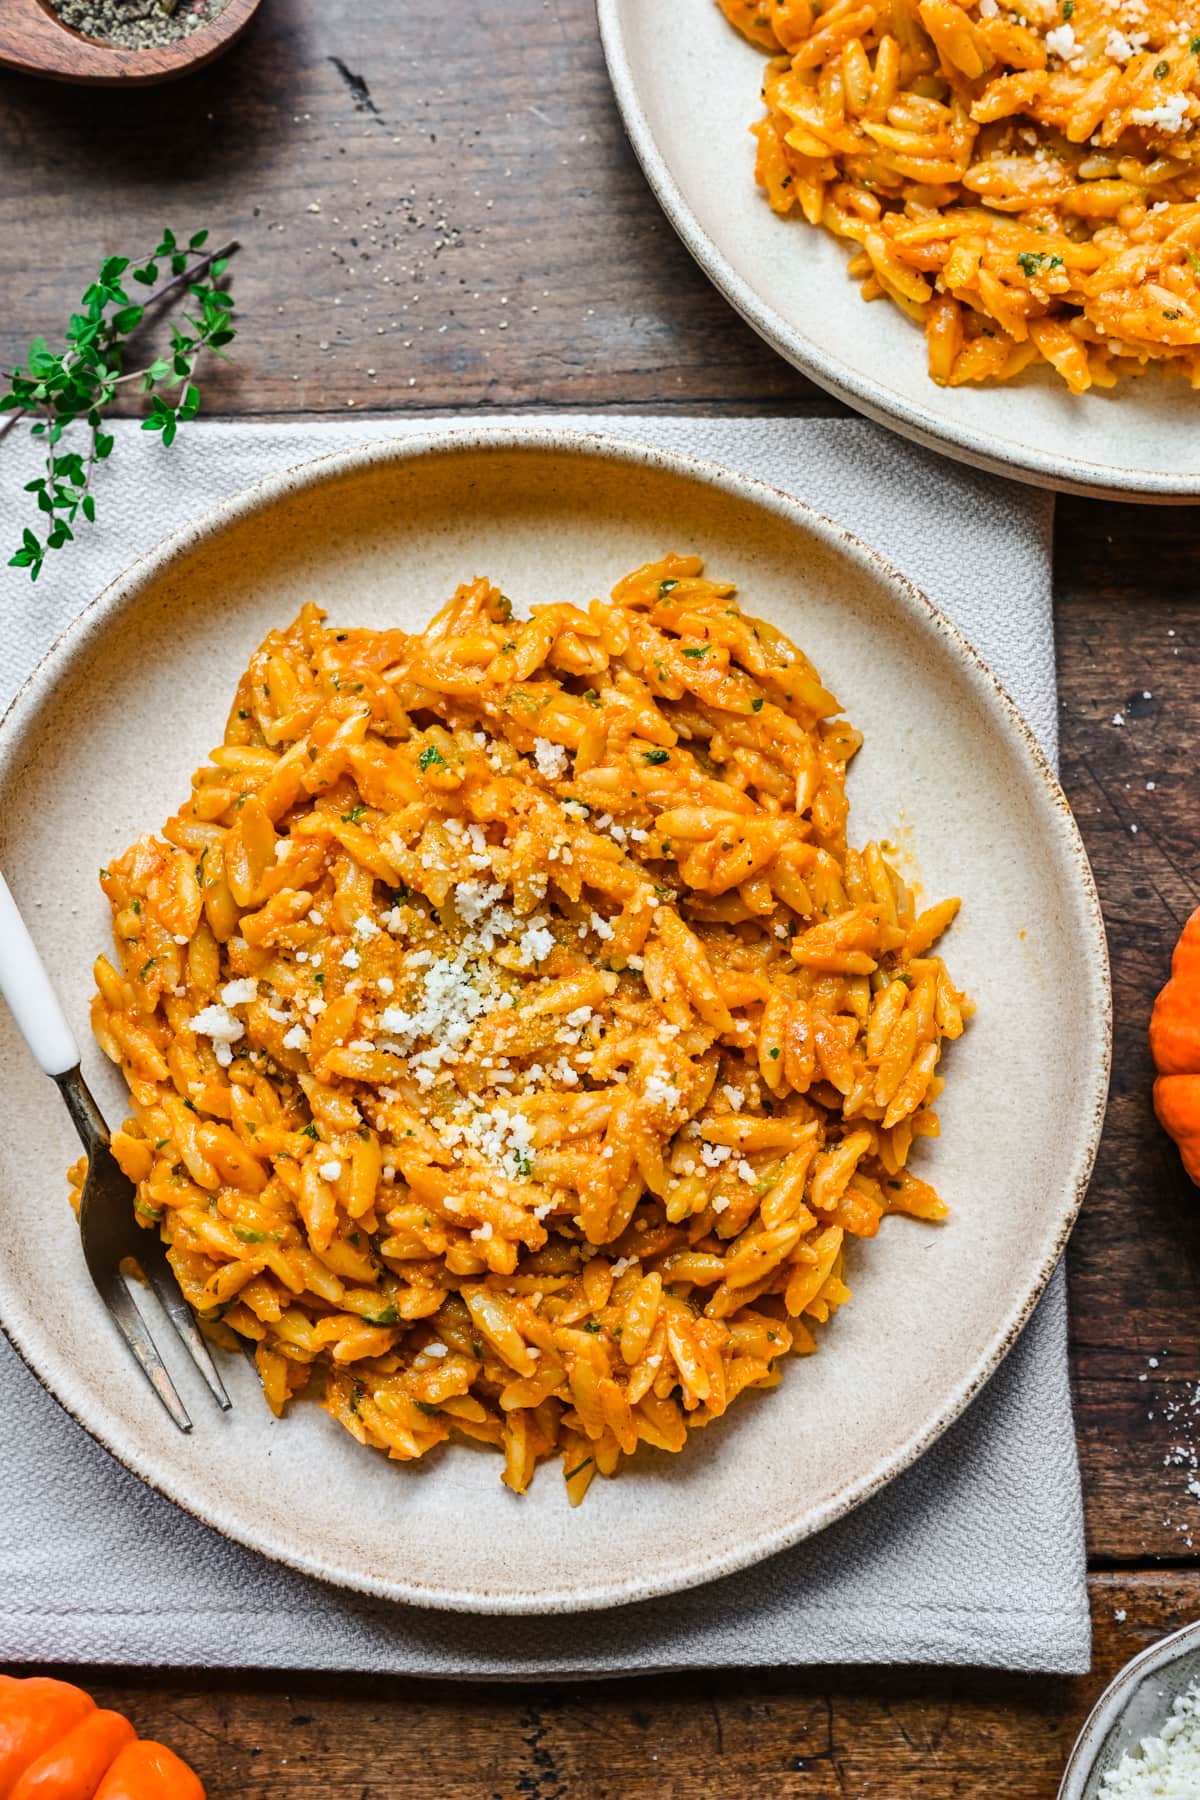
768 1046 780 1059
233 1227 281 1244
643 748 670 765
418 745 445 770
303 1122 320 1139
1155 57 1170 76
1191 34 1200 50
1016 251 1064 278
139 957 156 979
681 646 708 659
564 1458 593 1481
368 1305 398 1325
154 1137 169 1150
415 1400 439 1415
582 688 601 707
889 1180 903 1190
658 579 678 597
131 898 141 914
582 1320 602 1334
750 696 764 712
342 804 367 823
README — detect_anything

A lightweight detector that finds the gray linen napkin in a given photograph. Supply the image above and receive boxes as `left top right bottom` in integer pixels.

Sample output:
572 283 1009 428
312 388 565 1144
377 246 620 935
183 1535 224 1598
0 415 1087 1675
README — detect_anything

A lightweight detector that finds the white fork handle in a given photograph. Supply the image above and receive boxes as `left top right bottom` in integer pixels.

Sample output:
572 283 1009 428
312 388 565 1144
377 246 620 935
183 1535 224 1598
0 870 79 1077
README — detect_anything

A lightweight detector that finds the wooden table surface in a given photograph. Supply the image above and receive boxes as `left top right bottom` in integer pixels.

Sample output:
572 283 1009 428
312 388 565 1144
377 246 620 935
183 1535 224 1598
1 2 1198 1793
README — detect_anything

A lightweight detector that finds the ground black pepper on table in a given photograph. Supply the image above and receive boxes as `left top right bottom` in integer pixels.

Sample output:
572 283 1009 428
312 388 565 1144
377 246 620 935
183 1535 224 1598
48 0 231 50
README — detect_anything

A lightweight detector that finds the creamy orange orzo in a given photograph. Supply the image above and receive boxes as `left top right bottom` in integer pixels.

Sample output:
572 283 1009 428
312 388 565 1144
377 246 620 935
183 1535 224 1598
75 555 971 1500
722 0 1200 390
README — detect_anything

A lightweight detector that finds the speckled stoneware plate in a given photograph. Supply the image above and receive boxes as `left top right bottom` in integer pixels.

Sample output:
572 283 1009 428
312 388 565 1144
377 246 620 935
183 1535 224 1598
0 429 1110 1613
597 0 1200 502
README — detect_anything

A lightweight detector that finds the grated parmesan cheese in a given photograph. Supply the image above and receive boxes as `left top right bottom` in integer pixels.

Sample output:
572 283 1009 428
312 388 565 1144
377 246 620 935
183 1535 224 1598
532 736 569 780
190 1004 244 1045
220 978 258 1007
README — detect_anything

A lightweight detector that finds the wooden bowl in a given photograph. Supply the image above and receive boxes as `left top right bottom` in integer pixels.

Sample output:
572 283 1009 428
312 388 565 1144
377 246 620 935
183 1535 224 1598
0 0 261 85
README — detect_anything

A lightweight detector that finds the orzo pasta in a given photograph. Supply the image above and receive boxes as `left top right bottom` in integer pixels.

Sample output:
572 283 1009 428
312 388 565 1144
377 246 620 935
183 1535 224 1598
75 555 971 1500
721 0 1200 389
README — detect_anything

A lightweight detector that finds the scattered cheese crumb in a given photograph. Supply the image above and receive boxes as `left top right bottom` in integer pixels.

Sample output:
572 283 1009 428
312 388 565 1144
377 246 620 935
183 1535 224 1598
220 978 258 1007
532 736 569 780
318 1159 342 1181
189 1005 244 1044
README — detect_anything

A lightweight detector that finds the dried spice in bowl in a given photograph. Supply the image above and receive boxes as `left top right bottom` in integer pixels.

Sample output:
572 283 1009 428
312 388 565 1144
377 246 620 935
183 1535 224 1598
48 0 232 50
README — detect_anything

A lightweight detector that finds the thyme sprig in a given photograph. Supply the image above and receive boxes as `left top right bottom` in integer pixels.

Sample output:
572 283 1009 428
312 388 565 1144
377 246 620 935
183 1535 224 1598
3 230 238 581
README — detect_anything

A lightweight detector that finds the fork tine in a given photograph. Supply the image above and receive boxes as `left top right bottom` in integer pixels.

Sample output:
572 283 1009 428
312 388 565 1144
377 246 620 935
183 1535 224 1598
143 1257 232 1411
108 1273 193 1432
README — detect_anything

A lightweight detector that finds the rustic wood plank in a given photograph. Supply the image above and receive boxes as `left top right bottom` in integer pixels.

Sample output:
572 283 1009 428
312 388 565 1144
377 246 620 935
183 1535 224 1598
1055 506 1200 1558
27 1572 1198 1799
0 0 814 415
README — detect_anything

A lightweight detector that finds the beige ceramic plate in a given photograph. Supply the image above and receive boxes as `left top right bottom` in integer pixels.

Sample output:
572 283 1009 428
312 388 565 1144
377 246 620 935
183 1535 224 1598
597 0 1200 502
0 430 1109 1613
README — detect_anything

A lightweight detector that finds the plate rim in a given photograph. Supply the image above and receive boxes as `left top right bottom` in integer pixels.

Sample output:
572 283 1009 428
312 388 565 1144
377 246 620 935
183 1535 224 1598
0 424 1112 1613
595 0 1200 504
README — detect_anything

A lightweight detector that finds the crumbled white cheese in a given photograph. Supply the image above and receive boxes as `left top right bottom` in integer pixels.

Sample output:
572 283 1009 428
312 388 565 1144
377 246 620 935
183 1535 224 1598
318 1159 342 1181
712 1195 731 1214
532 736 569 780
220 978 258 1007
1044 21 1078 57
424 1341 449 1358
1100 1679 1200 1795
377 976 394 995
590 911 614 942
517 920 555 967
643 1071 681 1110
1105 26 1135 58
214 1041 233 1068
353 912 380 939
700 1142 733 1168
282 1024 310 1051
738 1159 757 1184
340 946 362 970
1130 93 1191 133
190 1004 244 1044
721 1084 745 1112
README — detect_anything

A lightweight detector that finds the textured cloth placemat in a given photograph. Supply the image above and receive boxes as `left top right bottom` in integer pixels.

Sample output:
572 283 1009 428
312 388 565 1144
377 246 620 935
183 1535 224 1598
0 414 1086 1675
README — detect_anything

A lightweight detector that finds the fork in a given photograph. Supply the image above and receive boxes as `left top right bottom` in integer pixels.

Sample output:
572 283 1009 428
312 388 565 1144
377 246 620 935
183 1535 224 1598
0 869 231 1431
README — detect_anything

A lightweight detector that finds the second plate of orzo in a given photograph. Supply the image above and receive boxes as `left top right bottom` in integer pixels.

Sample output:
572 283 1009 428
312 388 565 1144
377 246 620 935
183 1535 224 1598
599 0 1200 501
0 429 1109 1611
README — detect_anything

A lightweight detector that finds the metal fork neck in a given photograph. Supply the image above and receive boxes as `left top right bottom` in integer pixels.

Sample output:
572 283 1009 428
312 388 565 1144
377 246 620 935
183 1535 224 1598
53 1066 111 1155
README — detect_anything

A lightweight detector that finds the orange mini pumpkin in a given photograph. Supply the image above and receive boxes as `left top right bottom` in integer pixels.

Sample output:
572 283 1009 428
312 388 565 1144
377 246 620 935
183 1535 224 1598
0 1676 204 1800
1150 905 1200 1185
